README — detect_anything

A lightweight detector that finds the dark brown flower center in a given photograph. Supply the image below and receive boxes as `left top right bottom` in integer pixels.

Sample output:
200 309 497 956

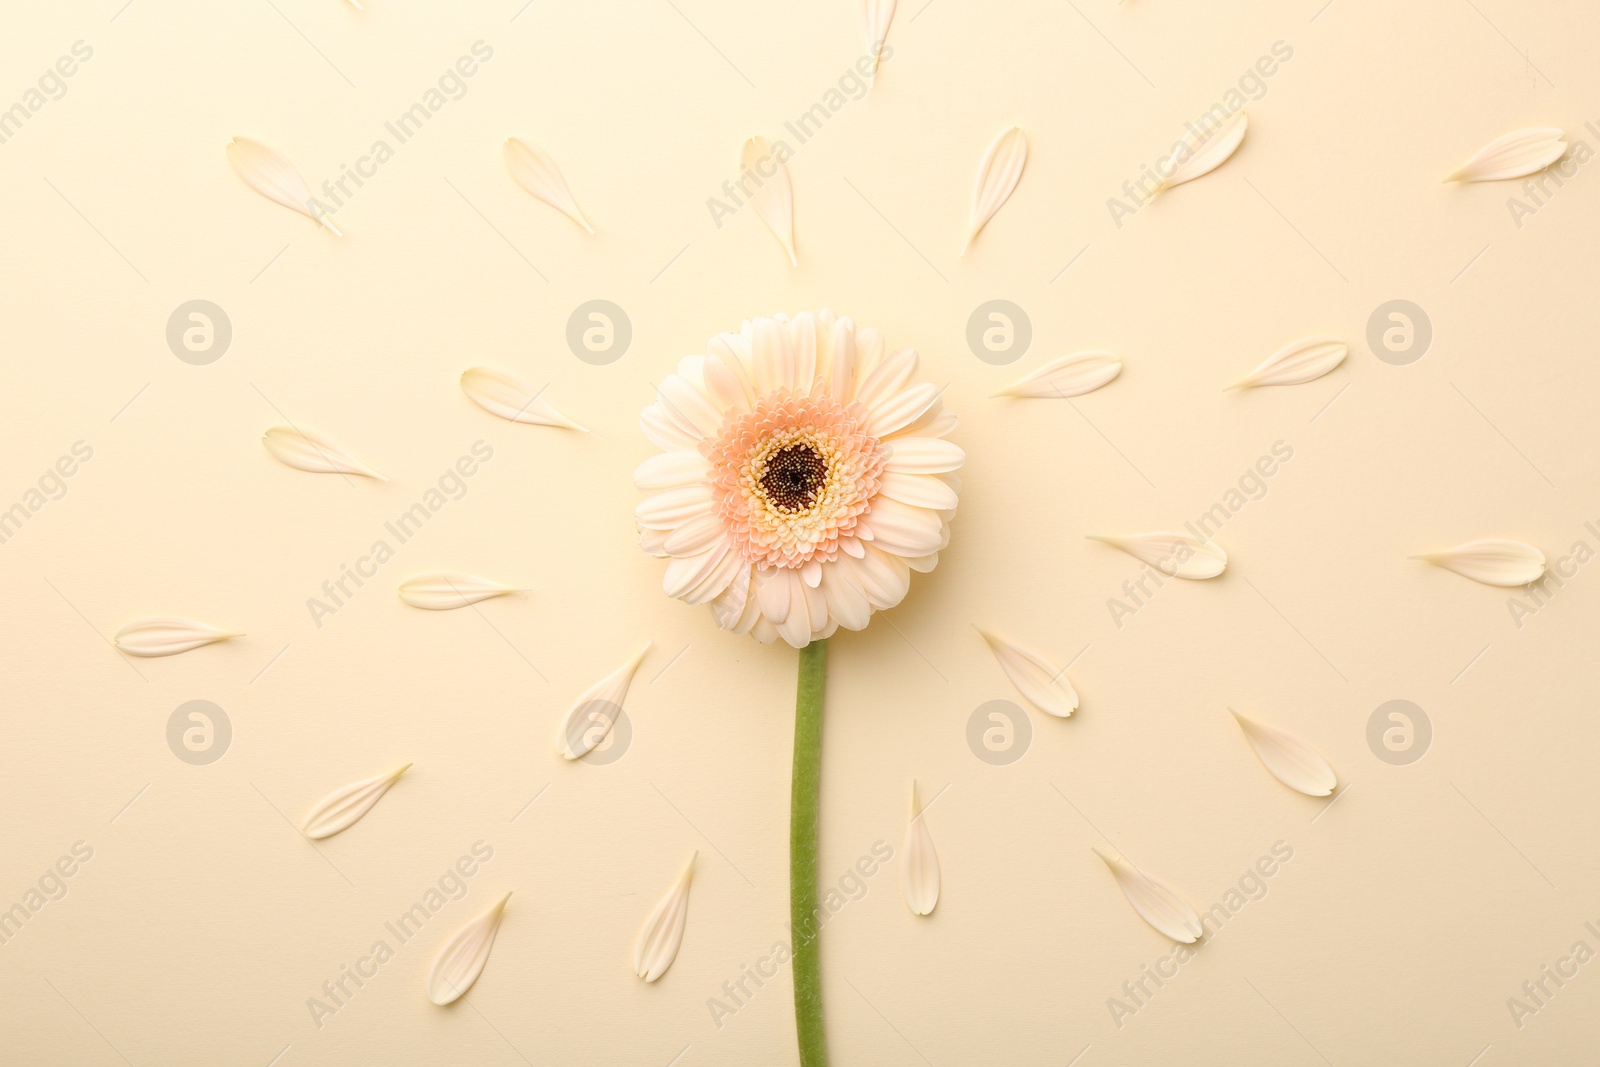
760 443 828 512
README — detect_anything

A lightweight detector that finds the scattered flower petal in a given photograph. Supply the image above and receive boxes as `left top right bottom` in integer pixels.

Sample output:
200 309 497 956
114 617 238 658
1446 127 1566 183
1230 709 1336 797
634 852 696 981
1412 538 1545 587
742 136 797 265
1086 532 1226 580
226 136 341 235
1229 338 1346 389
901 782 940 916
302 765 411 839
994 351 1122 398
557 644 651 760
976 628 1077 718
504 137 594 232
963 126 1027 254
427 892 511 1005
1095 849 1203 944
262 427 386 479
398 572 523 610
460 368 587 431
1159 111 1247 192
860 0 896 87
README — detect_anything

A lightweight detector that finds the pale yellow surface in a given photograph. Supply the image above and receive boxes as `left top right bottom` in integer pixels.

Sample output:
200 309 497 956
2 1 1599 1064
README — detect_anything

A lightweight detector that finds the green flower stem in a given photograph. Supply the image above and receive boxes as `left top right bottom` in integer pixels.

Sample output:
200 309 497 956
791 638 829 1067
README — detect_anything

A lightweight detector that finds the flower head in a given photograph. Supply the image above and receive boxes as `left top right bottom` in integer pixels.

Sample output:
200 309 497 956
635 311 962 647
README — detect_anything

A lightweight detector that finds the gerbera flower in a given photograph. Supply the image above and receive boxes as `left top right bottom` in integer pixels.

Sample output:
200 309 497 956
634 310 963 648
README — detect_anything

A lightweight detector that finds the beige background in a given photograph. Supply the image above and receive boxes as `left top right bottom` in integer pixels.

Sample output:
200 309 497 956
2 0 1599 1063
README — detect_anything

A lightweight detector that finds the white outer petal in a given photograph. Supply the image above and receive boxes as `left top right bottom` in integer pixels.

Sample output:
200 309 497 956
634 854 696 982
114 617 238 657
656 371 724 439
1231 710 1338 797
302 765 410 839
1087 532 1227 580
641 405 699 450
556 645 650 760
635 485 716 530
855 348 918 409
902 782 940 916
1414 538 1545 586
633 451 710 491
977 629 1077 718
866 381 942 438
877 472 959 511
820 559 873 630
426 893 511 1005
663 513 728 557
883 438 965 474
859 496 944 556
1095 851 1204 944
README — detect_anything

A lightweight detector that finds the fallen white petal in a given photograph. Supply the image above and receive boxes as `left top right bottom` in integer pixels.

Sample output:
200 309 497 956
399 572 523 610
1413 538 1545 586
505 137 594 232
1095 850 1203 943
1087 532 1226 580
427 892 510 1005
1230 710 1336 797
1229 338 1346 389
860 0 896 87
263 427 385 479
1447 127 1566 183
557 644 651 760
995 351 1122 398
1160 111 1247 191
634 852 696 981
226 136 342 235
302 765 411 839
976 628 1077 717
902 782 940 916
460 368 587 431
963 126 1027 254
742 136 797 265
114 617 238 657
